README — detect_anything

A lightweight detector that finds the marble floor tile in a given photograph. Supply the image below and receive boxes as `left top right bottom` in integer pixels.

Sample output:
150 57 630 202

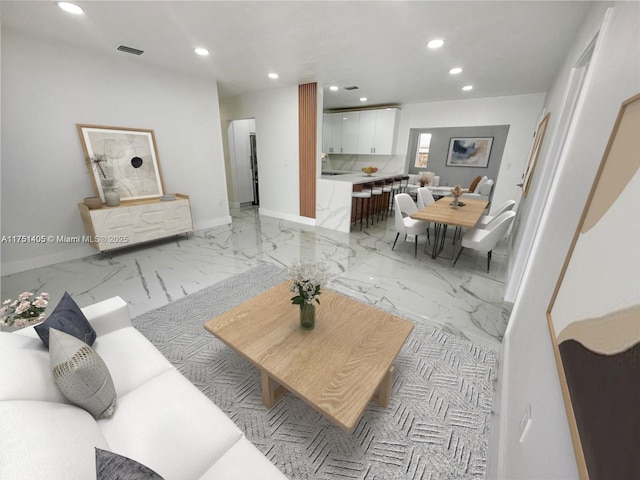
1 206 511 349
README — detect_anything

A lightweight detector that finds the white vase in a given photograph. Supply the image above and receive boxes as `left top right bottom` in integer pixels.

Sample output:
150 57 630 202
101 178 120 206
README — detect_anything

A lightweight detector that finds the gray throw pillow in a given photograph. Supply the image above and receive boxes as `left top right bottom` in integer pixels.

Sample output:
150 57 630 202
49 328 116 418
95 448 164 480
35 292 96 348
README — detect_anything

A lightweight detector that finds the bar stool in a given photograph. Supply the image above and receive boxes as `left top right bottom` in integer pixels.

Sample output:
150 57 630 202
351 186 372 230
373 180 386 223
381 179 394 221
400 175 410 193
367 182 383 224
389 176 403 214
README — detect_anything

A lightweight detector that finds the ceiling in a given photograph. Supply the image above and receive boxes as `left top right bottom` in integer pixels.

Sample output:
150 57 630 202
0 1 592 110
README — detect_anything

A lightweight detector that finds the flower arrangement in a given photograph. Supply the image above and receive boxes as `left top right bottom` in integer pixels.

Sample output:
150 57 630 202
1 291 49 328
450 185 468 197
90 154 109 179
288 260 330 306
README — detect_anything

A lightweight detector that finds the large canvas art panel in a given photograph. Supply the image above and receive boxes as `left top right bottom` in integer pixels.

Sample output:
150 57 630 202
547 93 640 480
78 125 165 202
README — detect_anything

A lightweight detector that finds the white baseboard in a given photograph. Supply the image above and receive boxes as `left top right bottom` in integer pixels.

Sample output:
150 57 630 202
193 216 233 231
1 246 94 276
2 215 234 275
258 208 316 226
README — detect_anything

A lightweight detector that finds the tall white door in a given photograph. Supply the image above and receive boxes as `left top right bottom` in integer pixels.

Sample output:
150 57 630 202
228 119 256 206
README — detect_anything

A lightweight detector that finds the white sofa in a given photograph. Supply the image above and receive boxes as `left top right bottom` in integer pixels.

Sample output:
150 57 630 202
423 178 494 202
0 296 288 480
461 176 494 201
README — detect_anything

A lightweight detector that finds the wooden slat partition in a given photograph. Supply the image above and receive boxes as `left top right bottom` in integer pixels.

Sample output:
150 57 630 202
298 82 317 218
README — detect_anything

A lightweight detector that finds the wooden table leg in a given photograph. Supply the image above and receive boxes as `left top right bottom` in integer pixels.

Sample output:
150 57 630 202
372 366 394 407
261 370 287 408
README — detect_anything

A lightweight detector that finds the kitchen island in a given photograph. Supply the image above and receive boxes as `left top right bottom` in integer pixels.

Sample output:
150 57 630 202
316 172 402 233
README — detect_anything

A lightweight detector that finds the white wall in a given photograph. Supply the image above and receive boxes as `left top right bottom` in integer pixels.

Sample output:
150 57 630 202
499 3 640 478
396 93 546 217
220 87 304 223
1 29 231 275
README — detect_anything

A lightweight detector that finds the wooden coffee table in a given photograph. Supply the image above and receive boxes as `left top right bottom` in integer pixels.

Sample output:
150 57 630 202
204 281 413 432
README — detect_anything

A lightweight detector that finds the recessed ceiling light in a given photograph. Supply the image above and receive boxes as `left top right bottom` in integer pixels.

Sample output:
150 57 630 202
194 48 210 56
462 85 474 91
449 67 463 75
329 85 339 91
360 97 368 102
57 2 84 14
268 73 279 79
427 39 444 49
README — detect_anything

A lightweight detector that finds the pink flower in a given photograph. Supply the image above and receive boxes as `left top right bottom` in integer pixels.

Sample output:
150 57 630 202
33 299 48 309
15 301 30 315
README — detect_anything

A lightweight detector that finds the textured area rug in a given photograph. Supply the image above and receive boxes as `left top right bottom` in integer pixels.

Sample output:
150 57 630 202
132 264 497 479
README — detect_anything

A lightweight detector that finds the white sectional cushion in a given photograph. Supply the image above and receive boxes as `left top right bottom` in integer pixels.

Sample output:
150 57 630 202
0 401 110 480
81 296 132 336
50 328 117 419
0 332 67 403
474 176 488 193
479 179 494 196
200 436 288 480
92 327 173 398
98 369 244 480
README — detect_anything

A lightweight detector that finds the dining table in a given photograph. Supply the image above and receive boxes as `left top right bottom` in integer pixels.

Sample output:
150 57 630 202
410 197 489 259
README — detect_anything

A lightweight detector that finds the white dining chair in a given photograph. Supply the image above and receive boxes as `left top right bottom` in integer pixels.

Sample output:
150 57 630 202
453 211 516 272
392 193 430 258
476 199 516 228
416 187 435 209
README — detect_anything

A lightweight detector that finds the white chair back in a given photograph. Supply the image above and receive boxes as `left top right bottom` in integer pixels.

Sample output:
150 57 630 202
416 187 435 209
474 211 516 252
477 199 516 227
395 193 418 215
491 199 516 217
394 193 417 228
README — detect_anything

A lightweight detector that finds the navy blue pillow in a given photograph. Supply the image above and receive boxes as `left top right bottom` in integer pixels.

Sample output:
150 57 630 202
34 292 96 348
95 448 164 479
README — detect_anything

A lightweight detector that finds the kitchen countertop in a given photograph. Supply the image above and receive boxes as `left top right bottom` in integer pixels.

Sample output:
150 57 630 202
320 172 401 185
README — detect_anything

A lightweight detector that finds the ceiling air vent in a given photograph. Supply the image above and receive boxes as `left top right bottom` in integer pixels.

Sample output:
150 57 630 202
343 85 359 91
117 45 144 56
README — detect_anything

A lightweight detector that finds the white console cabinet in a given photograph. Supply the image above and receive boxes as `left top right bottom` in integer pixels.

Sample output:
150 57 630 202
78 194 193 252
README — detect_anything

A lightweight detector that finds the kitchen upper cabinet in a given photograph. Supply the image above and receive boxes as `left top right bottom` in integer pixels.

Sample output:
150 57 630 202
322 113 343 154
357 108 399 155
322 108 398 155
340 112 360 154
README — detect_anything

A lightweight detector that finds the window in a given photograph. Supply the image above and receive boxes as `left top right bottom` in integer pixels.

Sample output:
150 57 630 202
414 133 432 168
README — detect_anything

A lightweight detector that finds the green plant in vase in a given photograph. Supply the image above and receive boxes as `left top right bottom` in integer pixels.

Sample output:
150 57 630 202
288 260 330 330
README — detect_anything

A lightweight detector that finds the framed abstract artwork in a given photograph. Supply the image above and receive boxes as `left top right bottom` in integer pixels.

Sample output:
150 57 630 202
521 112 550 196
547 93 640 480
77 124 165 202
446 137 493 167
